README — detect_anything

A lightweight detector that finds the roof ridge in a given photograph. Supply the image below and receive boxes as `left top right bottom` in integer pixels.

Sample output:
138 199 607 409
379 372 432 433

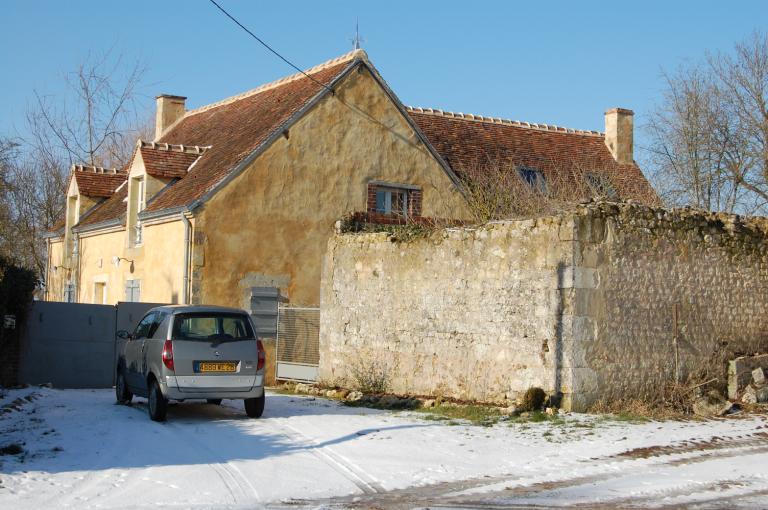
405 106 604 137
185 49 366 117
72 164 127 175
139 140 211 155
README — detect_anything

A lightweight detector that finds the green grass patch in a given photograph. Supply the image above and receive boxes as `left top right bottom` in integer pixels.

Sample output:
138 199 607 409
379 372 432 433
507 411 565 425
415 403 504 426
598 412 651 424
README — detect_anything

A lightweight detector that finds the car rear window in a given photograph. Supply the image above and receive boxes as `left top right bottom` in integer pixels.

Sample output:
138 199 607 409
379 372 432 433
172 313 254 341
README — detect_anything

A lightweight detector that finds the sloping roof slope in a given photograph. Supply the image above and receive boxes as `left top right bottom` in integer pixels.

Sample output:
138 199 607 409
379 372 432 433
144 52 359 212
139 142 207 179
72 166 128 198
407 107 659 205
76 185 128 228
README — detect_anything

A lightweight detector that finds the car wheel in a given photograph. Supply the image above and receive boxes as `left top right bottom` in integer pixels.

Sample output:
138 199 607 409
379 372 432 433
206 399 222 405
148 379 168 422
244 394 265 418
115 370 133 405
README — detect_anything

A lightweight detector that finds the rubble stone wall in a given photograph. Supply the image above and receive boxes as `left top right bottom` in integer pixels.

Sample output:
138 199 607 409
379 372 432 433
320 219 572 403
568 203 768 409
320 202 768 410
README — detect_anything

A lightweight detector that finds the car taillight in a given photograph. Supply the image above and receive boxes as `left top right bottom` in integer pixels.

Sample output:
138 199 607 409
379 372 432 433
257 339 266 371
162 340 174 371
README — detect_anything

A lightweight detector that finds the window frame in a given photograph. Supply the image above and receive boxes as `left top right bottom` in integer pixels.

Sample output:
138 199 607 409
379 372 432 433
133 312 156 340
375 186 409 217
585 172 618 199
63 282 76 303
171 312 255 341
93 281 107 305
517 167 547 194
125 279 141 302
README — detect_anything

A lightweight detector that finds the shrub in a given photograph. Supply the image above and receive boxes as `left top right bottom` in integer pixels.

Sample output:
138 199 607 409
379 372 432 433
348 353 389 394
519 387 546 412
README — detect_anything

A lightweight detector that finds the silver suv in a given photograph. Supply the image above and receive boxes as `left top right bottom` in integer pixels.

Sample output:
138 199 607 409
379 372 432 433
115 305 266 422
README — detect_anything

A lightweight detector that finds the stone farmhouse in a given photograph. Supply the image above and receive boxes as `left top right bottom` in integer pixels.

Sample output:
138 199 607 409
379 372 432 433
45 49 657 309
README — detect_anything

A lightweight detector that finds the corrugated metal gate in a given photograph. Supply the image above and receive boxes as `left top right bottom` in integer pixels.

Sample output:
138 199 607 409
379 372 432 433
275 306 320 382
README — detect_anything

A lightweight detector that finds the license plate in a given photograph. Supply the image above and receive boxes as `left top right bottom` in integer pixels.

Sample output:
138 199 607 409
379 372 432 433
196 361 237 373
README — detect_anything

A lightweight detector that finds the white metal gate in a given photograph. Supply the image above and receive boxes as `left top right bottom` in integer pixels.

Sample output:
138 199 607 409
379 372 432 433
275 306 320 382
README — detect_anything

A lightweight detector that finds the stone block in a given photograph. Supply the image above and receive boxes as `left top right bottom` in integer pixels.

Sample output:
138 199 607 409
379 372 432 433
728 354 768 399
558 267 599 289
753 367 766 387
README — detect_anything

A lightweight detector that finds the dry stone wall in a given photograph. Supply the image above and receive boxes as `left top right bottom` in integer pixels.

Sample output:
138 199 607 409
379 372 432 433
320 202 768 410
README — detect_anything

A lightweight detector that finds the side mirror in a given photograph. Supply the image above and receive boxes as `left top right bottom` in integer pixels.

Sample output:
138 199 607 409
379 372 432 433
116 330 131 340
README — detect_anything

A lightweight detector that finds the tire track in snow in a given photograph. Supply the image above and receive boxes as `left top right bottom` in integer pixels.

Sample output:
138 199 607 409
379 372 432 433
159 406 262 505
275 417 385 495
119 401 260 506
283 429 768 510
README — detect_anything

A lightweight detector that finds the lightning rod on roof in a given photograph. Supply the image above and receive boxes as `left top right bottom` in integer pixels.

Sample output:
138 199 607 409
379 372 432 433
351 19 364 50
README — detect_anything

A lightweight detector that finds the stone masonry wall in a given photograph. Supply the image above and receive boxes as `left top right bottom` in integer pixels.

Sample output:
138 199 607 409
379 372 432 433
566 202 768 410
320 202 768 410
320 219 573 403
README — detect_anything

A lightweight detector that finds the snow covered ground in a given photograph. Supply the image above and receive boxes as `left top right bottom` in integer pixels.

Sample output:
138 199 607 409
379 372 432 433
1 387 767 509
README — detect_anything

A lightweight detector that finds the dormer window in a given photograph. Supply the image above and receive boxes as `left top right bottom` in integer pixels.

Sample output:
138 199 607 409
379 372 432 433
585 172 618 199
129 176 146 246
518 167 547 193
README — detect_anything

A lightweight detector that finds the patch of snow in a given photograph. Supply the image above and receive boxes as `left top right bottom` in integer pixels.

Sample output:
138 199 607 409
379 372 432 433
0 388 766 509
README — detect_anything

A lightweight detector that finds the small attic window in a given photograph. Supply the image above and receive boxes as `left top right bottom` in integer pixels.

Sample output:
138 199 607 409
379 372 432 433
518 167 547 193
367 181 422 220
585 173 618 199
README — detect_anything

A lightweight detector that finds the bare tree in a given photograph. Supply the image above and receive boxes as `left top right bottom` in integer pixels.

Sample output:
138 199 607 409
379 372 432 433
26 50 147 169
645 31 768 214
708 31 768 211
456 156 627 222
2 51 148 276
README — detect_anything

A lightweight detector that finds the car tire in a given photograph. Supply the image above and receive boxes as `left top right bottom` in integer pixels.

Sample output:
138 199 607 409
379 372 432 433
244 394 265 418
148 379 168 422
115 370 133 405
206 399 222 405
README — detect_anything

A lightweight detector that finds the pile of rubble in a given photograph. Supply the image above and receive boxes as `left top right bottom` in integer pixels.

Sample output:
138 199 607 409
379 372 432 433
741 367 768 405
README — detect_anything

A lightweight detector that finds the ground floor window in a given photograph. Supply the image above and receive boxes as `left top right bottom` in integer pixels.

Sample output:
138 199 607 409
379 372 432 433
93 281 107 304
63 282 76 303
125 279 141 302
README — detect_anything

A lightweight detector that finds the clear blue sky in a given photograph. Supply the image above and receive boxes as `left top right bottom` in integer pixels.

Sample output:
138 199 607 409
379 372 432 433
1 1 765 158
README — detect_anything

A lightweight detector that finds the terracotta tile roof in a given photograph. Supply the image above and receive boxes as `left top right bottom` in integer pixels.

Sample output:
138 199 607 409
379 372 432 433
76 184 128 228
72 165 128 198
406 107 660 205
139 141 208 179
144 51 361 213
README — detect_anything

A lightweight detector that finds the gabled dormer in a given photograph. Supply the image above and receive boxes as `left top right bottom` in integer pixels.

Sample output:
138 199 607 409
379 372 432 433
64 165 128 259
126 140 208 246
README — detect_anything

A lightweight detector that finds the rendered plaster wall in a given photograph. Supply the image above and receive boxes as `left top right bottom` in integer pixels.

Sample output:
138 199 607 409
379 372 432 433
194 64 471 308
45 239 66 301
71 219 186 305
567 202 768 410
319 219 573 403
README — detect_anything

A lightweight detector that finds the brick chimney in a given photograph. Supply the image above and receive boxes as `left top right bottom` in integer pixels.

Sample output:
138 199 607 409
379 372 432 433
155 94 187 140
604 108 634 165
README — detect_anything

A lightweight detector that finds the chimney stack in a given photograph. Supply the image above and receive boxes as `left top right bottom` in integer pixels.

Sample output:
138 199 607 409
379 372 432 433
604 108 634 165
155 94 187 140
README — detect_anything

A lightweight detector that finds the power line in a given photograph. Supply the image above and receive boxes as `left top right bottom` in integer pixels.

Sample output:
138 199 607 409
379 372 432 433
207 0 333 94
206 1 431 156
